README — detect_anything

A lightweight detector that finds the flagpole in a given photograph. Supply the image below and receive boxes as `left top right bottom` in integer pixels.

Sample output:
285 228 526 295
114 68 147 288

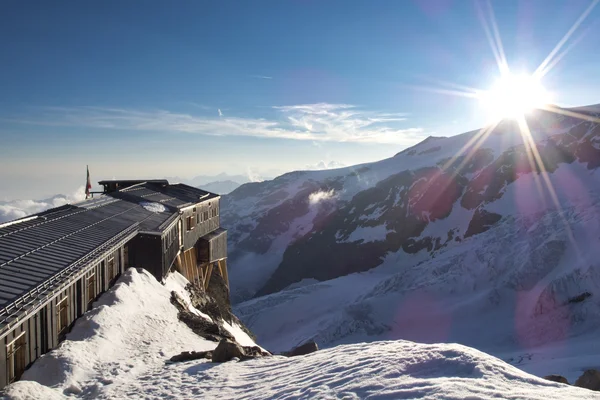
85 165 92 200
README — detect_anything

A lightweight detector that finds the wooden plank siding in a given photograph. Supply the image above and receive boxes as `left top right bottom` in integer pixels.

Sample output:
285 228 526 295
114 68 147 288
182 199 220 251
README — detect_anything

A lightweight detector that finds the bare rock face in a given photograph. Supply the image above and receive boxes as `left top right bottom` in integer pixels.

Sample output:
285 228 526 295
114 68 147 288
169 351 212 363
575 369 600 391
464 208 502 238
212 339 245 363
543 375 569 384
282 340 319 357
170 291 235 342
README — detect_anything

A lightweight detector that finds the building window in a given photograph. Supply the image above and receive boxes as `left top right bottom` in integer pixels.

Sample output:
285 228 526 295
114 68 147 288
6 332 27 384
203 211 209 221
57 297 69 335
186 215 195 231
87 274 96 305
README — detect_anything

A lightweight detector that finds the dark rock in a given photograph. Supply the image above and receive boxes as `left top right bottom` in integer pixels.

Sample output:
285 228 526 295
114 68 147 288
575 369 600 391
464 208 502 238
178 311 234 342
169 351 212 363
212 339 245 363
282 340 319 357
170 291 189 313
242 345 271 358
568 292 592 304
173 283 257 344
418 145 441 155
206 269 233 323
543 375 569 384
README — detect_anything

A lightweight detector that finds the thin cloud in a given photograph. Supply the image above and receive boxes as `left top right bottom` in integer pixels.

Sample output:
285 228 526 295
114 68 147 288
250 75 273 79
11 103 427 145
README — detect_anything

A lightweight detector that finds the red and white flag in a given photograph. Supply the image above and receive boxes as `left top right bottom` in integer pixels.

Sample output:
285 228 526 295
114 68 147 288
85 166 92 199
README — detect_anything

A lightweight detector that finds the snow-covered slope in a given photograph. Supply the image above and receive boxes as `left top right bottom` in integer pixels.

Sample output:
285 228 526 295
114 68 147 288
1 269 256 399
3 268 597 399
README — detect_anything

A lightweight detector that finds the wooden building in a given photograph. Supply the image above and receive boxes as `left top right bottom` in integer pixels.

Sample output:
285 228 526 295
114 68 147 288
0 180 227 389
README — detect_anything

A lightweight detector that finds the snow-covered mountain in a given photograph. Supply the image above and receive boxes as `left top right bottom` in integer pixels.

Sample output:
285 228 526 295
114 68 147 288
223 105 600 377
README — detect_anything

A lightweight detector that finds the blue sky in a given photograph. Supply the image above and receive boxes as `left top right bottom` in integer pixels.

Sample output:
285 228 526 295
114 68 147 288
1 0 600 200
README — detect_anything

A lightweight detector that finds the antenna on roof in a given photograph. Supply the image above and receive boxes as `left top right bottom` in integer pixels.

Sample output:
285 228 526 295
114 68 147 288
85 165 92 199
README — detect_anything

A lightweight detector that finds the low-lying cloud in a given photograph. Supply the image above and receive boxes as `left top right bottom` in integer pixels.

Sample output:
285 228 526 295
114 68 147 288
0 187 86 224
305 160 346 171
308 189 337 205
12 103 427 145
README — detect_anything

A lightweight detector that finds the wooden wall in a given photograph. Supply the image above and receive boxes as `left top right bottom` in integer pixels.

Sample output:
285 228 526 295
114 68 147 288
182 199 220 250
162 222 180 277
0 247 122 389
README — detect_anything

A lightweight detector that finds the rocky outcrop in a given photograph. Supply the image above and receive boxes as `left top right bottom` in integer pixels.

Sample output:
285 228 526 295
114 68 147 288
464 209 502 238
281 340 319 357
211 339 271 363
575 369 600 391
177 310 234 342
212 339 245 362
170 268 256 343
543 375 569 384
169 351 213 363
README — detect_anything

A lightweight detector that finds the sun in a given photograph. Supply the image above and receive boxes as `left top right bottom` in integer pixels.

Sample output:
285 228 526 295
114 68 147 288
479 73 551 121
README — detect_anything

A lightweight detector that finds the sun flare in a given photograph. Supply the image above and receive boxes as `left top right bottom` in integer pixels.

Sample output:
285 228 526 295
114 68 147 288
479 73 551 120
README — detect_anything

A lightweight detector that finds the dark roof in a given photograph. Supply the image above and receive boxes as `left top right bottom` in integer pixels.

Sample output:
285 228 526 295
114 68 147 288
98 179 169 186
200 227 227 241
0 181 219 331
117 182 219 208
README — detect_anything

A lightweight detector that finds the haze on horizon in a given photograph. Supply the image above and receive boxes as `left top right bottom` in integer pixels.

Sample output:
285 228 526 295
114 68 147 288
1 0 600 200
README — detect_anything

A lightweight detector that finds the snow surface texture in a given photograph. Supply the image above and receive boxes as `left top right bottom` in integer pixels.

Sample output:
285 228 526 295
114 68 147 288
3 269 598 399
1 269 255 400
139 201 168 213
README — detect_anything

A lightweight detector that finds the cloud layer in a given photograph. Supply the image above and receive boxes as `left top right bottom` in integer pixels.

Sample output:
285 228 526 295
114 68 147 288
14 103 427 145
0 187 86 224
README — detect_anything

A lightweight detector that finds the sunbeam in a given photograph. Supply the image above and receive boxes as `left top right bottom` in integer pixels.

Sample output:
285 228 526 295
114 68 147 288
516 116 583 259
476 0 510 76
533 0 600 80
540 104 600 124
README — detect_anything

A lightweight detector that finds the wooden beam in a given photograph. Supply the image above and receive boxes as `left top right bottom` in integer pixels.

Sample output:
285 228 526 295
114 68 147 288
205 263 213 290
219 259 229 289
